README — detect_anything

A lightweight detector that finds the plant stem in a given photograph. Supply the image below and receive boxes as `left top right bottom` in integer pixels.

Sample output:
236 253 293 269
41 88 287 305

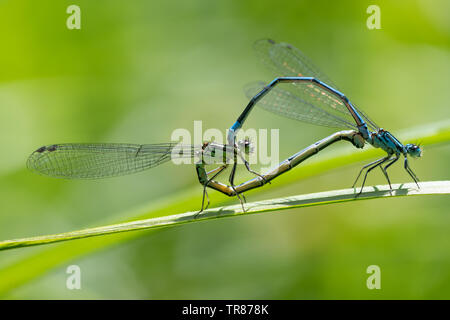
1 181 448 251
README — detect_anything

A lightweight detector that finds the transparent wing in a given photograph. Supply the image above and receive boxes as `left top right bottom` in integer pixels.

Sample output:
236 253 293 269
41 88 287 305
254 38 337 88
251 39 379 131
245 82 357 130
27 143 198 179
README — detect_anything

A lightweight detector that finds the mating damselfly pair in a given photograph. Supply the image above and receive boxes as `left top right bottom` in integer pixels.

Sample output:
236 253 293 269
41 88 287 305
28 39 422 213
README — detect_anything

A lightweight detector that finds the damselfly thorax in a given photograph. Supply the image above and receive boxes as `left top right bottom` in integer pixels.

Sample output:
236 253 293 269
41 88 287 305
199 139 253 165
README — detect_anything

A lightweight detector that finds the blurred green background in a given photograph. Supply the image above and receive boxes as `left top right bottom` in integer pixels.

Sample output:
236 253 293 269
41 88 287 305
0 0 449 299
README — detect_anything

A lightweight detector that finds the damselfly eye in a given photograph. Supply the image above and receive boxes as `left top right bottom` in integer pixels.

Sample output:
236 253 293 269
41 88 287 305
406 143 422 158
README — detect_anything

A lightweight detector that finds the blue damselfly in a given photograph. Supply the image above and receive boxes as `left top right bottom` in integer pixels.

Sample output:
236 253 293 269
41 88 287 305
218 39 422 205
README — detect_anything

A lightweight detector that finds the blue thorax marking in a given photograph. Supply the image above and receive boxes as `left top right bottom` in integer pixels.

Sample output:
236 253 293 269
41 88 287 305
231 120 241 131
385 131 405 153
368 129 405 154
227 121 241 145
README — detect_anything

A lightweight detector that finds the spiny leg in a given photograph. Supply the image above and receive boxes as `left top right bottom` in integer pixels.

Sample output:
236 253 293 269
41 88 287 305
229 160 246 212
380 155 399 193
404 157 420 189
200 164 228 212
203 165 228 210
237 153 270 185
196 164 228 218
203 189 210 210
232 158 248 203
352 157 387 188
357 156 391 196
198 186 211 218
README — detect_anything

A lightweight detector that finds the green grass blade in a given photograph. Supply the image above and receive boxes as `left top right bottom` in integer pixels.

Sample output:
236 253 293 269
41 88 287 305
0 181 449 252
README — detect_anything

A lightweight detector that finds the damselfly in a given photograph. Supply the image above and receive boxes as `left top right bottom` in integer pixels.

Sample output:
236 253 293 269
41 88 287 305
219 39 422 204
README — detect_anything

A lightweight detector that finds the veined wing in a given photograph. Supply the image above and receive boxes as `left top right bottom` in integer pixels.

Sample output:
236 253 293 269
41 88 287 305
27 143 198 179
254 38 337 88
251 39 379 131
245 81 357 130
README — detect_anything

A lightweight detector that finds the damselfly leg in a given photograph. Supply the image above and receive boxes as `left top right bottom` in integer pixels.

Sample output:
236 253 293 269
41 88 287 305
228 160 246 212
195 164 229 218
353 156 391 195
236 151 269 185
352 158 385 189
404 157 420 188
380 155 400 193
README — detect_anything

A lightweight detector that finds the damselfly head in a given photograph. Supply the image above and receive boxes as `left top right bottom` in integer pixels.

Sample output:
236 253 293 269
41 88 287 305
237 138 254 155
405 143 422 158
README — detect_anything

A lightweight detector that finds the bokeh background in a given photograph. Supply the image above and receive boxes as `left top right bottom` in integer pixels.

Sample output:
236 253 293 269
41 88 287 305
0 0 449 299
